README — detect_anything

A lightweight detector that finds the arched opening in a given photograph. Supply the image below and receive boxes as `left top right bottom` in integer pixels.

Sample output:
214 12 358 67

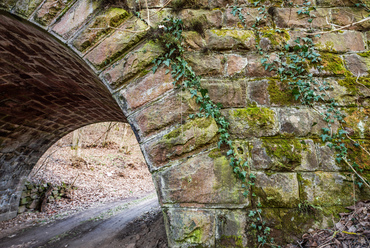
0 12 127 221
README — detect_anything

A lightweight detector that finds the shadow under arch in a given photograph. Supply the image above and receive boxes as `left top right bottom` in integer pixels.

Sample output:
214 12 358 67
0 12 128 221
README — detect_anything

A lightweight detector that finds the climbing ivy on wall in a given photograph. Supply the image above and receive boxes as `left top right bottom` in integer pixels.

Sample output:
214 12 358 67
150 0 370 246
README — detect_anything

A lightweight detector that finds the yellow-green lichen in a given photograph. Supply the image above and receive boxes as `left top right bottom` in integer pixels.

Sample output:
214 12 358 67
358 51 370 57
183 228 203 243
262 138 308 171
210 29 254 42
338 76 370 95
320 53 349 75
259 27 290 46
231 107 275 128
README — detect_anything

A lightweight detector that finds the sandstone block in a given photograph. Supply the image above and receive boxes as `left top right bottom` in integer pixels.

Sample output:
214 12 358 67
215 210 248 248
33 0 73 26
179 9 223 30
226 54 248 76
184 52 224 76
13 0 43 17
331 8 370 31
315 31 366 53
299 172 354 206
344 54 369 77
201 79 244 107
246 54 277 77
225 7 273 29
102 42 163 89
133 91 198 137
247 80 269 105
253 172 300 208
145 117 218 167
52 0 101 40
164 208 216 248
72 8 131 53
225 107 278 138
85 17 148 69
154 150 250 205
279 108 314 136
120 67 174 111
274 8 330 29
316 0 355 6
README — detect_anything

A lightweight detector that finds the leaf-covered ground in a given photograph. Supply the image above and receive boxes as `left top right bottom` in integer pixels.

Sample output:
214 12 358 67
0 122 155 238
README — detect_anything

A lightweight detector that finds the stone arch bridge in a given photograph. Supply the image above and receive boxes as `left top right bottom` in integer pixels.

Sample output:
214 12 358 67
1 0 370 247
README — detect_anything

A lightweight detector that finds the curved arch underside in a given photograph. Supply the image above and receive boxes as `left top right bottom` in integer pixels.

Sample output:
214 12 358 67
0 13 126 220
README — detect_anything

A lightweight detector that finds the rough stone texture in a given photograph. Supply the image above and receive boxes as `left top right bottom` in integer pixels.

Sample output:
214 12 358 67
164 208 216 248
315 31 366 53
52 0 101 40
225 107 279 138
344 54 369 77
103 42 163 89
72 8 131 53
184 52 224 76
254 172 300 208
132 91 198 138
274 8 330 29
154 150 250 205
33 0 74 26
13 0 43 17
201 79 244 108
299 172 354 206
1 1 370 247
145 117 218 167
85 17 148 69
120 67 174 111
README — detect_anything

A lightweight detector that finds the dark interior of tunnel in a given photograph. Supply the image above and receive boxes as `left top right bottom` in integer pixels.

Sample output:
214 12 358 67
0 11 126 221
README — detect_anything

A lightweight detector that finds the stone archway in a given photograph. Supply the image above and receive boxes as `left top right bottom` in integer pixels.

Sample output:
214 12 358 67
1 0 370 247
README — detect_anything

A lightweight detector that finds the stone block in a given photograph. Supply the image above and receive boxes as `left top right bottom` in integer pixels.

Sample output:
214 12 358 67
343 108 370 138
224 7 273 29
279 108 314 136
184 52 224 76
120 67 174 111
316 0 355 6
331 8 370 31
253 172 300 208
296 140 320 171
207 30 255 51
13 0 43 17
209 0 234 8
266 79 297 106
132 91 198 137
225 107 278 138
145 117 218 168
127 0 163 8
226 54 248 76
33 0 74 26
274 8 330 29
247 80 269 105
72 8 131 53
251 138 308 172
179 9 223 30
246 54 277 77
201 79 244 108
315 31 366 53
154 150 250 205
52 0 101 40
315 143 342 171
85 17 148 69
102 42 163 89
215 210 248 248
299 172 354 206
344 54 369 77
164 208 216 248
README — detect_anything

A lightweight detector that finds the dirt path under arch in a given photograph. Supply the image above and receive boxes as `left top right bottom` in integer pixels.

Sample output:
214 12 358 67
0 194 168 248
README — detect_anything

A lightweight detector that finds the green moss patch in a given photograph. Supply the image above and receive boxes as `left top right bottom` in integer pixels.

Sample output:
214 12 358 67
338 76 370 95
231 107 275 128
262 138 308 171
259 27 290 46
320 53 349 75
358 51 370 57
267 79 296 105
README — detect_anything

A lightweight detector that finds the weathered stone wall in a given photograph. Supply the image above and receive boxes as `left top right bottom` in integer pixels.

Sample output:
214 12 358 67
1 0 370 247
